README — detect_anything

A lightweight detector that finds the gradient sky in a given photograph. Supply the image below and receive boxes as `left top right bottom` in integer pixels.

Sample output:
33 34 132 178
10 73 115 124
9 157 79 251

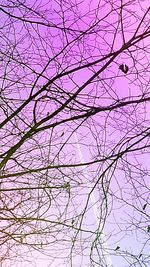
0 0 150 266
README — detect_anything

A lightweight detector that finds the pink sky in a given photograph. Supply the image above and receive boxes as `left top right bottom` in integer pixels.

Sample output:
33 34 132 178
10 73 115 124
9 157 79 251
0 0 150 266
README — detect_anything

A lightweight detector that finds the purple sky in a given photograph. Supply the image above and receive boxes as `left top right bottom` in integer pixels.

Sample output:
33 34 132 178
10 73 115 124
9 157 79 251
0 0 150 266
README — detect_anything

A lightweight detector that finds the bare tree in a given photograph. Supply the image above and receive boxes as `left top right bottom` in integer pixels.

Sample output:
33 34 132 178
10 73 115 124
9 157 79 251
0 0 150 266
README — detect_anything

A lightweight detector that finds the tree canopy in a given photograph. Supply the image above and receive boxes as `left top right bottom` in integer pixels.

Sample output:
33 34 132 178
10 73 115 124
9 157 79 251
0 0 150 266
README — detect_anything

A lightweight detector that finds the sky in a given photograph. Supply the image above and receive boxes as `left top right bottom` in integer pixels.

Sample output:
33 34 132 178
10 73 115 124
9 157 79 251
0 0 150 266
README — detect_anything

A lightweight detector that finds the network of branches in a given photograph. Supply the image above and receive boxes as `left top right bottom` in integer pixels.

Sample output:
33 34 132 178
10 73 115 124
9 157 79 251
0 0 150 266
